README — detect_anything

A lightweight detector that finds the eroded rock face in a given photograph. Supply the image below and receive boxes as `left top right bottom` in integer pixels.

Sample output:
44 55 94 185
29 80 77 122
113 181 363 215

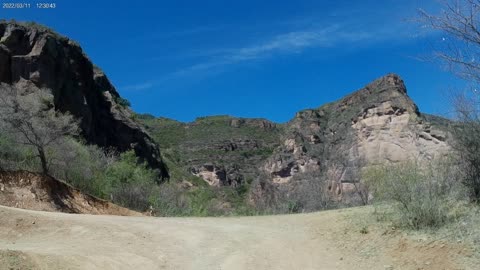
256 74 451 203
352 100 448 164
0 22 168 179
190 164 242 187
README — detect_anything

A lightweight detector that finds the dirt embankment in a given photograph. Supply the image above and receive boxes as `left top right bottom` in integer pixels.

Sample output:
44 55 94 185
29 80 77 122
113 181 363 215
0 171 140 216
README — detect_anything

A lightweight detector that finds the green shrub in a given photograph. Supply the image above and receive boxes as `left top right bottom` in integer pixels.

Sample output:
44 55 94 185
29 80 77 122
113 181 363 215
114 96 131 108
0 134 39 172
47 139 107 196
187 187 218 216
48 142 160 212
100 151 158 210
103 151 154 185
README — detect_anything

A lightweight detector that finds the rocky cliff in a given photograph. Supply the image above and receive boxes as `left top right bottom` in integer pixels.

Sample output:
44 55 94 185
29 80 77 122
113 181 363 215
255 74 451 204
0 21 168 179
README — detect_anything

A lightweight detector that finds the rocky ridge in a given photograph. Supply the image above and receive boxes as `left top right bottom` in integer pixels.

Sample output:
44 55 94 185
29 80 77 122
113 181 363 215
254 74 451 204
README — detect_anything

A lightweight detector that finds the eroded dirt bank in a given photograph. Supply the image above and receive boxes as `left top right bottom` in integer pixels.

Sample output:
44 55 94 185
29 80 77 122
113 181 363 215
0 171 140 216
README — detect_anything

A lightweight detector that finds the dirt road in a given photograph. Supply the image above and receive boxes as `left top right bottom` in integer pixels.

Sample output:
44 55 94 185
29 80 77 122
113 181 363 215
0 206 471 270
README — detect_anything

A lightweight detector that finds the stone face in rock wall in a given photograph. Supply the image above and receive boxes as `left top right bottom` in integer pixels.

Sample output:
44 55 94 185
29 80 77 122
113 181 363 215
257 74 451 204
0 22 168 179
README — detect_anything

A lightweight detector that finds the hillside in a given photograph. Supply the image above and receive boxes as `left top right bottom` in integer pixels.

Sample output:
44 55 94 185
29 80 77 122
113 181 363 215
138 115 282 187
139 74 453 211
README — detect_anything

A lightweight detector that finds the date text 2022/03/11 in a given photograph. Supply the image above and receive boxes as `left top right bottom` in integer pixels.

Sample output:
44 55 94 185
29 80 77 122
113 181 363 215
2 2 56 9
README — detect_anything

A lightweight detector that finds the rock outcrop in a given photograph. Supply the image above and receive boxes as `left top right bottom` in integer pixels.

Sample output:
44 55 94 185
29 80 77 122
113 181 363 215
257 74 451 204
0 21 168 179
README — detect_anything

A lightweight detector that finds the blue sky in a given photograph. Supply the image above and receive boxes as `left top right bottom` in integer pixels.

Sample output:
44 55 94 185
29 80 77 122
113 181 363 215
2 0 466 122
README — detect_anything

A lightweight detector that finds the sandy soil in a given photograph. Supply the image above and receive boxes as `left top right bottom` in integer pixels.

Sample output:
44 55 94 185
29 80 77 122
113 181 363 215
0 205 474 270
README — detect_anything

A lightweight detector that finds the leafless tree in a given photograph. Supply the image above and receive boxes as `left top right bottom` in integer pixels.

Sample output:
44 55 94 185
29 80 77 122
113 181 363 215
419 0 480 201
419 0 480 83
0 84 79 175
451 93 480 200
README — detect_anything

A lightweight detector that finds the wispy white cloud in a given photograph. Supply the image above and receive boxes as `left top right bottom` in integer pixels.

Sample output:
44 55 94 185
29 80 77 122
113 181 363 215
122 1 434 92
164 22 423 76
227 26 338 61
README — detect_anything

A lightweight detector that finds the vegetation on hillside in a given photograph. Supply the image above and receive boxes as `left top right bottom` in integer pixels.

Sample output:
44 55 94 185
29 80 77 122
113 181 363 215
136 113 283 215
0 88 266 216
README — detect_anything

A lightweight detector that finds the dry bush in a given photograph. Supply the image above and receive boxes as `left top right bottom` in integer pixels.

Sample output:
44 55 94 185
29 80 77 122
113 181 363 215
111 183 153 212
149 184 190 216
280 171 332 213
248 172 278 213
365 158 465 229
451 94 480 202
250 170 332 214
